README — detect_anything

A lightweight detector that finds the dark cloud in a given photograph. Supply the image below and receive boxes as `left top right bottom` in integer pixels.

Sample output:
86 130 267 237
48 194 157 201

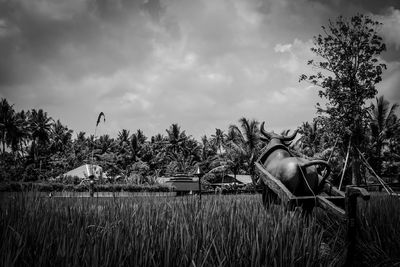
309 0 400 14
0 0 163 86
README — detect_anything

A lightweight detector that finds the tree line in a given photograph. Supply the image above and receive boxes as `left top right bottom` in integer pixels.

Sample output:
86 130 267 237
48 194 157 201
0 101 265 184
1 94 399 186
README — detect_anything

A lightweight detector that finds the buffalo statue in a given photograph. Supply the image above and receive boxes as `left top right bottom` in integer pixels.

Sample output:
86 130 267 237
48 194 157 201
258 122 330 196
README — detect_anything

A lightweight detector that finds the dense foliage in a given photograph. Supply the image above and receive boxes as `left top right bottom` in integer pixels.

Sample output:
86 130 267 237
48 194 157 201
0 97 266 184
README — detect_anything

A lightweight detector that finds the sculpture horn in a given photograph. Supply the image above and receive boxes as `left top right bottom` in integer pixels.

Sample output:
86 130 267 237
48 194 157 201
281 129 298 142
260 122 273 139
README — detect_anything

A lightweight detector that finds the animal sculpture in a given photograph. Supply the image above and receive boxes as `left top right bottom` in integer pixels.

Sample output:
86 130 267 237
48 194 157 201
258 122 330 196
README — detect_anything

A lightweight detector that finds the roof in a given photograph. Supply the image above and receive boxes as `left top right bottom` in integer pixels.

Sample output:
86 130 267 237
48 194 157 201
62 164 104 179
234 175 253 184
210 174 253 185
156 177 171 184
156 175 203 191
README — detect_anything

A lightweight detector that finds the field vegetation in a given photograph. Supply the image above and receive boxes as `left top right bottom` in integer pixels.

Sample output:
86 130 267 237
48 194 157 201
1 193 400 266
0 194 334 266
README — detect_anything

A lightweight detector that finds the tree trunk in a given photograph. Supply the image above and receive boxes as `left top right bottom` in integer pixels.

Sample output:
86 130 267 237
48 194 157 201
375 140 382 176
351 115 363 186
351 146 362 185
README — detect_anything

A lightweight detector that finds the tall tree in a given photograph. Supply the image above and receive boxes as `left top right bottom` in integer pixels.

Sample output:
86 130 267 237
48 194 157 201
0 98 15 154
51 120 73 154
300 14 386 185
166 123 187 155
211 128 225 155
117 129 130 147
29 109 54 168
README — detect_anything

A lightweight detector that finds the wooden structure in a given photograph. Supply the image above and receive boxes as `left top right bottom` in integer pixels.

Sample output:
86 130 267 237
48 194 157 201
256 123 371 264
255 161 369 218
255 159 370 265
165 174 205 195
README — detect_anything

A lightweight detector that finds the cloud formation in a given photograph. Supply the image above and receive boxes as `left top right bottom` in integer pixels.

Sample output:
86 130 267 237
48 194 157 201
1 0 399 138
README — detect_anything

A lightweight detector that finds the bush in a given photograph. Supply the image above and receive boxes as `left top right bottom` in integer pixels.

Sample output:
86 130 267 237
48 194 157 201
61 175 81 185
0 181 174 192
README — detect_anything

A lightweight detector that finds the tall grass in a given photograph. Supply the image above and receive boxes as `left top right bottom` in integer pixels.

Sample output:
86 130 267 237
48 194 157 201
355 195 400 266
0 194 333 266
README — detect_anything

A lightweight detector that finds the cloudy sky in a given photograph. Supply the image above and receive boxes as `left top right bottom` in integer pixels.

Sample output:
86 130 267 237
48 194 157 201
1 0 399 139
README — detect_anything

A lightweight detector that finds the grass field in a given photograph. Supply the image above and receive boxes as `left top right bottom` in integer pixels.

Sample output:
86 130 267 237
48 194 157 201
1 193 399 266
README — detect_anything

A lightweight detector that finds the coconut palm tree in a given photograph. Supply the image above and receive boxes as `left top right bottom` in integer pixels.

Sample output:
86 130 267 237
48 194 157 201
13 111 31 156
117 129 130 147
51 120 73 154
1 109 30 157
297 121 320 157
211 128 225 155
368 96 400 175
28 109 54 167
0 98 16 154
226 117 261 183
166 123 187 155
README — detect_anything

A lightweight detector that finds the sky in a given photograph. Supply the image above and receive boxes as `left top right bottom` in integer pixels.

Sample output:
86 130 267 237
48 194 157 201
0 0 399 140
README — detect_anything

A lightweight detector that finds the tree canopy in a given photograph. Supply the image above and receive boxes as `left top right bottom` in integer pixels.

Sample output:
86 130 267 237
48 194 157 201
300 14 387 184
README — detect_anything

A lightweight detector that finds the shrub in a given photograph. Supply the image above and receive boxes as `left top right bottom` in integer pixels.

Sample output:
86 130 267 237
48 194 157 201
0 181 174 192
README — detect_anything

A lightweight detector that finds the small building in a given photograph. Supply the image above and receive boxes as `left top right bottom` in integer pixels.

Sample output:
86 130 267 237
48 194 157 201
235 175 253 185
158 174 205 194
62 164 104 180
210 174 253 188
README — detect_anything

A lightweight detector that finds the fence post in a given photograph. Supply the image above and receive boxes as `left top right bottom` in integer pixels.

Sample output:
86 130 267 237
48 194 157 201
89 175 95 197
344 186 370 266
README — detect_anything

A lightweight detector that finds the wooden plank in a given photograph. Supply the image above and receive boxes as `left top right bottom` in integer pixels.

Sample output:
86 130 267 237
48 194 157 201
289 196 317 207
255 162 294 203
317 196 346 222
323 196 345 200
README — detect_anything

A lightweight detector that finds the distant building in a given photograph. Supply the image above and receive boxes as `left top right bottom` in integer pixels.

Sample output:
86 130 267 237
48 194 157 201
210 174 252 188
157 174 205 194
61 164 104 180
234 175 253 185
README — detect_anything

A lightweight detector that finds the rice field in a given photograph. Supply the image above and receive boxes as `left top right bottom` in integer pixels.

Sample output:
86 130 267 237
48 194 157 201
1 193 399 266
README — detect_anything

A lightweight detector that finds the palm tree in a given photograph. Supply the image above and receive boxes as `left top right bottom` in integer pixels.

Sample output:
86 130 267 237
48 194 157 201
166 123 187 155
164 124 202 174
13 111 31 156
136 129 147 144
69 131 89 167
117 129 130 147
95 134 115 155
199 135 217 170
226 117 261 183
51 120 73 154
1 109 30 157
0 98 15 154
211 128 225 155
28 109 54 167
369 96 400 175
297 121 320 157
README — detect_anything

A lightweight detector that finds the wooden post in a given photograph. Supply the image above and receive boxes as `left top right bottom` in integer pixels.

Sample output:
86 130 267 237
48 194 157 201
344 186 370 266
196 166 202 202
89 175 95 197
